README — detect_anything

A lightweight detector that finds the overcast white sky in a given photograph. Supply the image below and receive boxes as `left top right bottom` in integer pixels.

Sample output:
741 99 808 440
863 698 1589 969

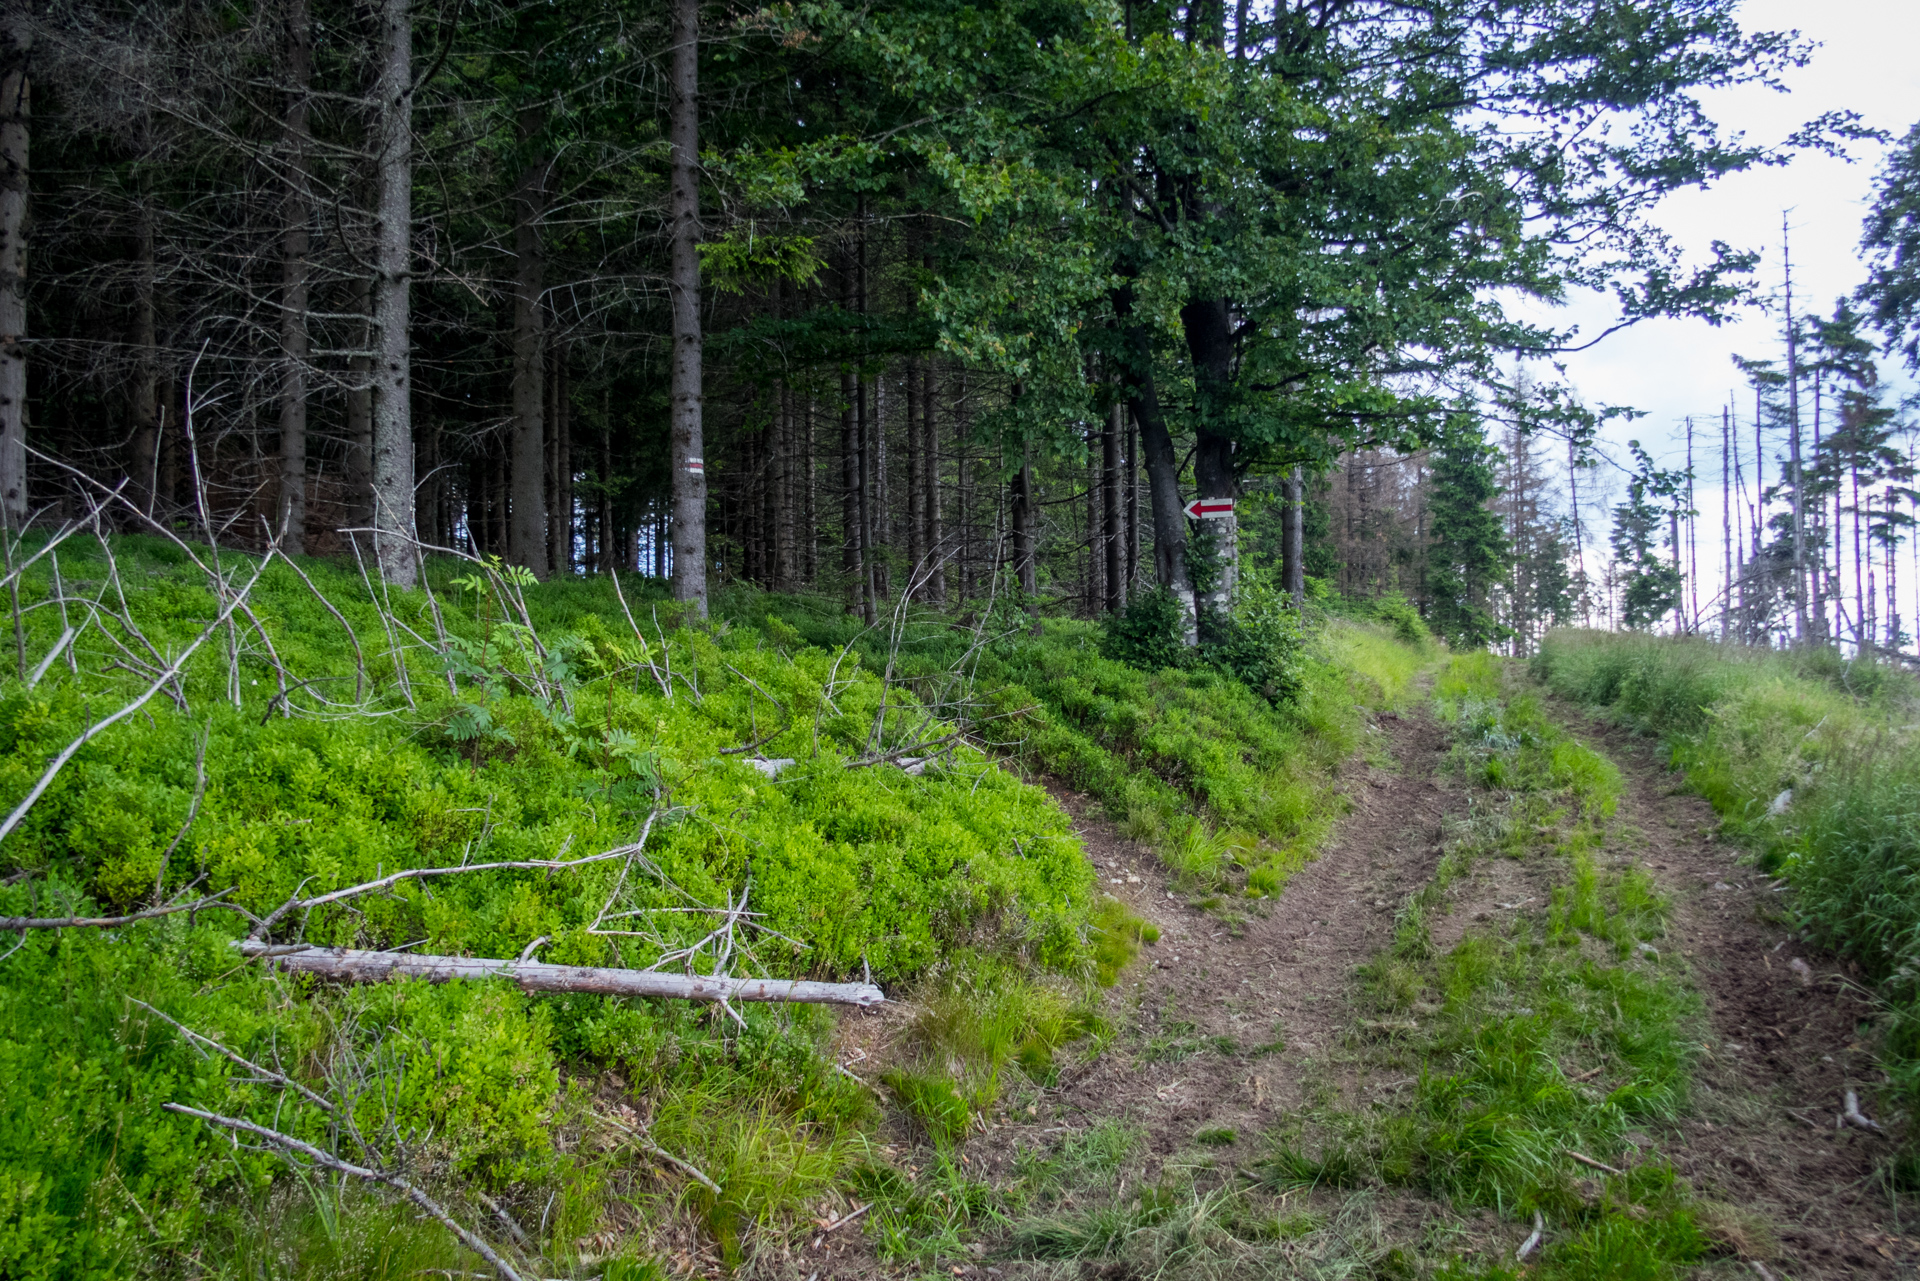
1509 0 1920 626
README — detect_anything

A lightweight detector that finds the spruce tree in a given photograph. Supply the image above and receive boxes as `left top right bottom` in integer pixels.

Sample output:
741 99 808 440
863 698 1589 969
1425 412 1510 649
1611 443 1686 629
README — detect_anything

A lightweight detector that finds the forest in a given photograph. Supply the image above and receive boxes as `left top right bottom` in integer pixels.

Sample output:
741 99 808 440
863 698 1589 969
7 0 1920 1278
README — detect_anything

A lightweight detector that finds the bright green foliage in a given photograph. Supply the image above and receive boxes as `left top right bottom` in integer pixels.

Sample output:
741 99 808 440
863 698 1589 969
1426 414 1511 649
0 537 1104 1275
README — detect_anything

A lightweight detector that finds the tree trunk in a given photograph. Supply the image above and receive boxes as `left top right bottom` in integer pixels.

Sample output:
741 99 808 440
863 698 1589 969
508 109 548 577
0 4 28 529
1283 465 1304 604
277 0 312 552
923 355 945 603
1118 316 1194 640
841 365 861 614
548 341 570 575
667 0 706 613
1012 441 1036 595
130 197 159 519
369 0 415 585
1181 297 1238 618
345 274 373 530
598 423 613 575
1102 399 1122 612
956 371 973 597
905 359 922 592
802 393 815 582
1125 402 1138 596
774 379 794 591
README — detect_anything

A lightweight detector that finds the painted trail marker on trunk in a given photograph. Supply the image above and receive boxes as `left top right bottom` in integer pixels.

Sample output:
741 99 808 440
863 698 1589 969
1184 496 1234 520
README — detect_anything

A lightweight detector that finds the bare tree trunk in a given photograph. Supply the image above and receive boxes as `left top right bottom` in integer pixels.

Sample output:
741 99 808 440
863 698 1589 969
668 0 706 612
1102 399 1122 612
956 371 973 597
598 423 613 575
923 354 945 603
802 393 815 582
1126 403 1138 596
841 366 860 614
277 0 312 551
546 341 570 575
1120 328 1194 640
1783 217 1807 643
1721 407 1732 639
1283 465 1304 604
774 379 794 590
1010 426 1036 595
345 274 373 528
905 358 922 592
508 110 548 577
1182 297 1237 618
369 0 415 585
0 4 28 529
130 196 159 518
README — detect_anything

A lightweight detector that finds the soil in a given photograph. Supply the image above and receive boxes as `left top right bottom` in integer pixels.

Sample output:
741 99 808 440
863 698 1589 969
818 690 1917 1279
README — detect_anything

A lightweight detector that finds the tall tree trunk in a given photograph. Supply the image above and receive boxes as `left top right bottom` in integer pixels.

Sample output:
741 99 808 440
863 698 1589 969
508 109 548 577
1012 440 1036 595
1181 297 1237 619
905 359 922 592
1783 217 1807 642
547 341 570 574
668 0 706 612
956 370 973 597
130 197 159 519
774 379 794 591
1125 403 1138 597
345 274 373 530
597 423 613 575
277 0 312 552
924 354 945 603
1283 465 1304 604
369 0 415 585
1102 399 1122 612
841 366 860 614
802 393 815 582
1728 409 1743 637
1116 309 1194 640
0 3 28 529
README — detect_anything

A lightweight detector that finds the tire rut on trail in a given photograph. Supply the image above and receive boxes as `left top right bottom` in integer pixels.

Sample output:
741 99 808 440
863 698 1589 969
1017 704 1464 1175
1561 711 1920 1279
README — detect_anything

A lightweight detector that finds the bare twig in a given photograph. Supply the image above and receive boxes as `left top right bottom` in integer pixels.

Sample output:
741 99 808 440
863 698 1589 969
0 543 275 847
161 1103 526 1281
591 1110 721 1197
130 998 335 1113
0 887 236 931
1567 1150 1622 1176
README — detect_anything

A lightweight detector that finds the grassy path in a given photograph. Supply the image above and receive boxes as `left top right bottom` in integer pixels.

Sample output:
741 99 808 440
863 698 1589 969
825 658 1917 1281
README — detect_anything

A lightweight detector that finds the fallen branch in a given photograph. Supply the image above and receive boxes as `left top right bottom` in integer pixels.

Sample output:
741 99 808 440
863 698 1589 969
1567 1150 1622 1176
236 941 887 1007
131 998 335 1114
162 1103 525 1281
592 1111 722 1197
1515 1209 1544 1261
0 887 236 932
250 841 647 938
1843 1089 1885 1135
817 1201 871 1234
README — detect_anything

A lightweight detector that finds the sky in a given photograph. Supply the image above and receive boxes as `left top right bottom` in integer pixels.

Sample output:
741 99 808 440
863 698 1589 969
1510 0 1920 634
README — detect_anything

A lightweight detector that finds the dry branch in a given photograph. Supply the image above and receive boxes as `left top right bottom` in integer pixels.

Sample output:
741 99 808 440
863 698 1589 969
235 941 887 1006
0 887 235 932
160 1103 526 1281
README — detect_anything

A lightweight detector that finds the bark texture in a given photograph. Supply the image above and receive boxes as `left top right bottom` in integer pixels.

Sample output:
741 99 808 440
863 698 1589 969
277 0 312 551
508 110 548 577
667 0 706 612
369 0 415 585
0 4 28 529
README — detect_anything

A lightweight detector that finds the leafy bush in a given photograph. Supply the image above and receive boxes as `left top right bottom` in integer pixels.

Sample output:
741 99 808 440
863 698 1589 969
1100 587 1190 672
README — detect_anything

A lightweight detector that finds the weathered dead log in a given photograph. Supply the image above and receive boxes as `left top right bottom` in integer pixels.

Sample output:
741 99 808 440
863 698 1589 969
237 941 887 1007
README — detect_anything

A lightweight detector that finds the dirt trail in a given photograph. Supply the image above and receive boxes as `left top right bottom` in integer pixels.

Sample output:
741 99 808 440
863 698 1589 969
1561 710 1918 1278
1024 708 1461 1168
835 693 1918 1279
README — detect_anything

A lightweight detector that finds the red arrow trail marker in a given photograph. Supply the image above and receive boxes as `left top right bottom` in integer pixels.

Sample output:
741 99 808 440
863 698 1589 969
1183 496 1235 520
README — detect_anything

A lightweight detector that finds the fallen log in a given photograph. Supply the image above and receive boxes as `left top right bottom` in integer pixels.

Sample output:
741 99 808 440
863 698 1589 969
235 941 887 1007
